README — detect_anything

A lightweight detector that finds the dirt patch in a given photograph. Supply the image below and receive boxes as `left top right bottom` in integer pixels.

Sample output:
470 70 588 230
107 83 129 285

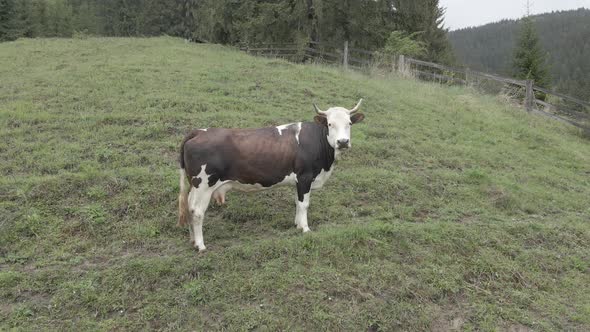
431 316 465 332
457 213 478 224
429 295 469 332
505 324 533 332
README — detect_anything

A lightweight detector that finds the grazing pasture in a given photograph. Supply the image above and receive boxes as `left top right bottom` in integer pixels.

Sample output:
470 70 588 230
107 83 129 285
1 37 589 331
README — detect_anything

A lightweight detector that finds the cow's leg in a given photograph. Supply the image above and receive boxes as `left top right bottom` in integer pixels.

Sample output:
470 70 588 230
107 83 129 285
188 222 195 245
187 186 214 251
295 176 312 233
212 182 231 205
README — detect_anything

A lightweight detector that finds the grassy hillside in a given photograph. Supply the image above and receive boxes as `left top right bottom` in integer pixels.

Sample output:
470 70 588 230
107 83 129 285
1 37 589 331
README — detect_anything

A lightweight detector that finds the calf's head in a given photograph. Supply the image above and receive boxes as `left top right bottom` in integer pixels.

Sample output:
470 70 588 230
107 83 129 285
314 99 365 150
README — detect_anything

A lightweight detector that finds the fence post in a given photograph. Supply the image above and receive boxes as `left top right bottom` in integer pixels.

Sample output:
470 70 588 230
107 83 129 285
343 40 349 69
398 54 405 77
465 68 471 86
525 79 534 112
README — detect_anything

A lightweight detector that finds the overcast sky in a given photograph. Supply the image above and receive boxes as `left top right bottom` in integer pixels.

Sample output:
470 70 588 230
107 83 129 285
440 0 590 30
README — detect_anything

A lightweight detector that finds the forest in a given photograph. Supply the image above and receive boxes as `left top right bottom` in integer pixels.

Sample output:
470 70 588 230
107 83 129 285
3 1 589 101
0 0 454 63
450 8 590 101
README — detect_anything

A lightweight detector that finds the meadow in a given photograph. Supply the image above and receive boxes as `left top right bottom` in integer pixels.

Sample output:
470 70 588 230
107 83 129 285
1 37 589 331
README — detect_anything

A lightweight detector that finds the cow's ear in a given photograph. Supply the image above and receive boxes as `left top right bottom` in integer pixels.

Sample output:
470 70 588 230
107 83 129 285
350 113 365 124
314 115 328 126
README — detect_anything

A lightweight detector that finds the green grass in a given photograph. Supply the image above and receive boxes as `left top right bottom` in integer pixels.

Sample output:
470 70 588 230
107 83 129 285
1 37 589 331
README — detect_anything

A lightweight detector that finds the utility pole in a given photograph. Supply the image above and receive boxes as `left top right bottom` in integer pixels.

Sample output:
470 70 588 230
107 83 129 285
526 0 533 17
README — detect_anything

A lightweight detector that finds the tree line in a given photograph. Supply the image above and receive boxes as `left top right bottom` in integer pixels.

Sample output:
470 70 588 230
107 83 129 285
0 0 454 64
450 8 590 101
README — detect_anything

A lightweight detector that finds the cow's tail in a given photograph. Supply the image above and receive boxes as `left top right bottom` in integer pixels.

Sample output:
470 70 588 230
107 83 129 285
178 168 189 227
178 130 200 227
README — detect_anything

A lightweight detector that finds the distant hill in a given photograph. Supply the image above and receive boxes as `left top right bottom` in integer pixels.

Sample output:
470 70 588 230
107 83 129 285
449 8 590 101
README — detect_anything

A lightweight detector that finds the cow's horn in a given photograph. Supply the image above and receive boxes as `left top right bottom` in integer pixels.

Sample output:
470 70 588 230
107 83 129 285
349 98 363 114
313 103 327 115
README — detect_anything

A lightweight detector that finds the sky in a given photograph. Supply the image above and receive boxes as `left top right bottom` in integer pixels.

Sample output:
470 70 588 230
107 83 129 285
440 0 590 30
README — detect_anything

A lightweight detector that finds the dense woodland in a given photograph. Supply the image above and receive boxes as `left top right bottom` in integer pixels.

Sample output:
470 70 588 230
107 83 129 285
450 8 590 101
0 0 454 63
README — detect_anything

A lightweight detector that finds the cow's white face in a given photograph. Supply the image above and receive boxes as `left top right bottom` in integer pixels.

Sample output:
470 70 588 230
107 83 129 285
314 100 365 150
325 107 354 149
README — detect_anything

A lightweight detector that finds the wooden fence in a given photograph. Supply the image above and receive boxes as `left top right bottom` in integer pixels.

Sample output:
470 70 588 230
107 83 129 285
240 41 590 132
239 41 374 69
402 57 590 131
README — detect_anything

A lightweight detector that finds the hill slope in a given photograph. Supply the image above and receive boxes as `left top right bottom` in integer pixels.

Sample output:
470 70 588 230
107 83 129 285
449 8 590 101
1 37 589 331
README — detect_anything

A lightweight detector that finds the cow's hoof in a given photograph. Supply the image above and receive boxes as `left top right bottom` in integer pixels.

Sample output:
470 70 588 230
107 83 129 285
302 227 310 233
197 245 207 252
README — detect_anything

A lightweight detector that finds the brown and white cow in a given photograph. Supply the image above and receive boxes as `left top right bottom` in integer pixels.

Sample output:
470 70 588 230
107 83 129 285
178 99 365 250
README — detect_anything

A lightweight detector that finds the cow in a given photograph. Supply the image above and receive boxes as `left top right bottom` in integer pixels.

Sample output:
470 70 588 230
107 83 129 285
177 99 365 251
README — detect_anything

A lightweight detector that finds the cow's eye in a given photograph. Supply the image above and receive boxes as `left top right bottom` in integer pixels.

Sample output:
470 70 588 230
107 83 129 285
328 123 332 127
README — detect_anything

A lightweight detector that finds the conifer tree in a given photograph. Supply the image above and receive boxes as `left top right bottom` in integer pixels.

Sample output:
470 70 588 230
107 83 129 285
393 0 454 63
14 0 34 38
0 0 18 41
513 16 550 88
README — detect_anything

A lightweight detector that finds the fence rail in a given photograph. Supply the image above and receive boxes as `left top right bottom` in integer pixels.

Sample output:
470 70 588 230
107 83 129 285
240 41 589 132
402 56 589 131
532 86 590 108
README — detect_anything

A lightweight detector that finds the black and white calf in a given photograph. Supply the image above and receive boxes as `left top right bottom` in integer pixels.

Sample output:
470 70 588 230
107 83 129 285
178 99 365 250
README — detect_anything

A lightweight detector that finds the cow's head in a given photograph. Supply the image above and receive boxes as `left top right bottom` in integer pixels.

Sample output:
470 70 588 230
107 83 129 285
314 99 365 150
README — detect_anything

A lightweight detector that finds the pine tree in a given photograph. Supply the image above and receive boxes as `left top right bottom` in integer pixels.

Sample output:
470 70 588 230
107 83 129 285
380 31 426 58
512 17 550 88
450 9 590 101
14 0 34 38
393 0 454 63
31 0 49 37
72 1 100 35
0 0 18 41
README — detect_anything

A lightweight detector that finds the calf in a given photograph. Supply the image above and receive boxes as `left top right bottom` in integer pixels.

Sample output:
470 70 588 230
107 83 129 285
178 99 365 250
